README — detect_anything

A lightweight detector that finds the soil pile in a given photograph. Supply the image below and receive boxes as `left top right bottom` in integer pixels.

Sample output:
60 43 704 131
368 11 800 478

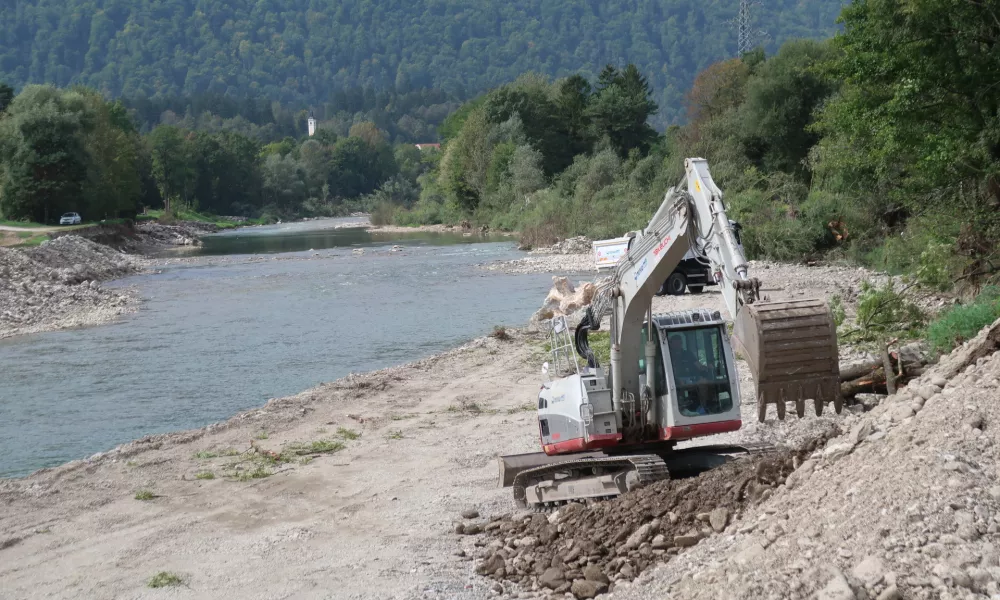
471 430 842 598
0 235 141 338
611 318 1000 600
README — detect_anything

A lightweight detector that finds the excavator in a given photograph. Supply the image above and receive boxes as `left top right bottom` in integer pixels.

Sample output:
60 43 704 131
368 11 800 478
499 158 842 509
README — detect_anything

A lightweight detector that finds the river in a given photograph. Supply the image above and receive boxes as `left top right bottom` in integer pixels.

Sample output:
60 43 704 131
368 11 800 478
0 219 558 478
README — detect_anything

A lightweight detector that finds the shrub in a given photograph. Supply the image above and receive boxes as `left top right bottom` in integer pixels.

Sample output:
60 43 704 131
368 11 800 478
148 572 183 588
843 280 925 343
926 287 1000 353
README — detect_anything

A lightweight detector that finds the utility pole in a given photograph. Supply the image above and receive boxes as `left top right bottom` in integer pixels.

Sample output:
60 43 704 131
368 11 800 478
735 0 767 56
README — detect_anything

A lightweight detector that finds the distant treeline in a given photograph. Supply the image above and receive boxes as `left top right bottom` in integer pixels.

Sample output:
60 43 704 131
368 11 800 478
0 83 436 224
381 1 1000 294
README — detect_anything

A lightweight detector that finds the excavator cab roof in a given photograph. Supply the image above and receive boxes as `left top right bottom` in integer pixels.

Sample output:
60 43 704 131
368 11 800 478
652 309 725 330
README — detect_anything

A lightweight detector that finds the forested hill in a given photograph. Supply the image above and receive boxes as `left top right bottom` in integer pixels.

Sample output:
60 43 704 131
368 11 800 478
0 0 844 127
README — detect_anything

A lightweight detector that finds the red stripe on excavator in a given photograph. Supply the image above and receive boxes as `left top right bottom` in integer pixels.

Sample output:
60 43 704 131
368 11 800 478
660 420 741 440
543 433 621 456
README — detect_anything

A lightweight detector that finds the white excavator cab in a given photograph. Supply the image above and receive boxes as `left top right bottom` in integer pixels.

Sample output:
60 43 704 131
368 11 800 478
643 311 742 439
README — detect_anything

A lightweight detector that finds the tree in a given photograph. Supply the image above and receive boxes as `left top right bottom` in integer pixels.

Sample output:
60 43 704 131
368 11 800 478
0 86 92 223
587 65 659 157
79 92 142 219
0 82 13 115
737 39 836 175
148 126 196 214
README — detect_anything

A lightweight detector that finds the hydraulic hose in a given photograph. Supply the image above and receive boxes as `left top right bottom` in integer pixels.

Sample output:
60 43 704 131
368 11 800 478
574 309 600 369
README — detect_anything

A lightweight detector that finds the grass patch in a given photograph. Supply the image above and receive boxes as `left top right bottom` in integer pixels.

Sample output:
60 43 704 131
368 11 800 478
231 464 273 481
146 208 265 229
147 572 183 588
390 413 417 421
134 490 156 501
336 427 360 440
193 451 218 459
13 234 48 247
285 439 345 456
125 460 138 467
926 287 1000 353
0 219 47 228
255 431 269 440
194 471 215 480
387 430 404 440
506 402 536 414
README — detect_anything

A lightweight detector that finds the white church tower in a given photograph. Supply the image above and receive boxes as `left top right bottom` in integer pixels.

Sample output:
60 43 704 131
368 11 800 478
307 110 317 137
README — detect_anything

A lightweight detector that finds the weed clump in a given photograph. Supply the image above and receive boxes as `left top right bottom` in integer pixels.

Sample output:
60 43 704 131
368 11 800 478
926 287 1000 353
134 490 155 501
491 325 512 341
148 572 183 588
194 471 215 480
336 427 360 440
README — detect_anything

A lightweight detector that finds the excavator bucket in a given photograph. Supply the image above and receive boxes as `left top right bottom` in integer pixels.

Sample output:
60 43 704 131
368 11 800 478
732 298 842 422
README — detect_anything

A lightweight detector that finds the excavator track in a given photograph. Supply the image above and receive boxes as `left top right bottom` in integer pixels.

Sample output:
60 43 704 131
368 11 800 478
506 444 776 509
512 455 669 509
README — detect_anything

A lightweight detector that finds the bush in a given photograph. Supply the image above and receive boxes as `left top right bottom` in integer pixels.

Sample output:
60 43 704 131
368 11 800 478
843 280 925 343
926 287 1000 353
369 201 396 226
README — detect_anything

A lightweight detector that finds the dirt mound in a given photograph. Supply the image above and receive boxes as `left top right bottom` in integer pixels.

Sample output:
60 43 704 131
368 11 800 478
532 236 593 256
0 235 141 338
610 317 1000 600
472 431 841 597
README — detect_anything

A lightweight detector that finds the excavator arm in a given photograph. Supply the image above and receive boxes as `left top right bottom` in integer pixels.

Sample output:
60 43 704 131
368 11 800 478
579 158 841 421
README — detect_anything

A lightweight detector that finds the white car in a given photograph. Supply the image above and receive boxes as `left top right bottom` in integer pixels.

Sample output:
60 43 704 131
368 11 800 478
59 212 82 225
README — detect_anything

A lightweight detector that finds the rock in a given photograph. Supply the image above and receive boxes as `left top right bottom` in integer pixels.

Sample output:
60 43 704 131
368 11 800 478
889 404 915 422
823 443 854 462
733 542 766 566
852 555 885 587
583 564 610 584
876 585 901 600
476 553 507 576
539 567 566 590
619 564 634 578
464 523 483 535
931 374 948 387
915 385 939 401
651 534 669 549
624 523 654 550
817 569 856 600
710 508 729 533
674 533 702 548
461 508 480 519
965 414 985 430
532 276 598 321
570 579 608 599
849 421 874 445
490 582 503 594
989 486 1000 502
455 523 465 534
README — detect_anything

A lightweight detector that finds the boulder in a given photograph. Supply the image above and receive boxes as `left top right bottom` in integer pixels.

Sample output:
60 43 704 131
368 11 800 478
570 579 608 599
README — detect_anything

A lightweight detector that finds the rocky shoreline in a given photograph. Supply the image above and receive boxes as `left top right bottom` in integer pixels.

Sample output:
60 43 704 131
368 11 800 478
0 236 143 339
0 220 225 340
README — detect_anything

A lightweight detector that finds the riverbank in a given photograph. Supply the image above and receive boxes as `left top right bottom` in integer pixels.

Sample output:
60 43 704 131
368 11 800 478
0 236 143 339
0 256 961 599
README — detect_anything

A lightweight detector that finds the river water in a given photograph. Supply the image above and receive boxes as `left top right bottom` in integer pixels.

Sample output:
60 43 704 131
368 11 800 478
0 219 557 478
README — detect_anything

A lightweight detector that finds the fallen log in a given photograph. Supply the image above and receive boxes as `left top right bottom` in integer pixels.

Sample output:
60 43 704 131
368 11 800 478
839 347 931 398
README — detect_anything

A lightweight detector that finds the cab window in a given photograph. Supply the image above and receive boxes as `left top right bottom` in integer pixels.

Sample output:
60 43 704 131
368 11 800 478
666 326 733 417
637 324 667 396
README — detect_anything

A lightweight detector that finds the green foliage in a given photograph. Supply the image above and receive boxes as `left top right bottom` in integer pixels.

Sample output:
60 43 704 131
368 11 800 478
194 471 215 480
147 572 183 589
134 490 155 501
336 428 360 441
926 288 1000 354
844 281 925 344
0 2 845 130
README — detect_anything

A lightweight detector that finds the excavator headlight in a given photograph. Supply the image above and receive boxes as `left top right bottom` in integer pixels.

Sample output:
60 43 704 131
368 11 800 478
579 403 594 425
